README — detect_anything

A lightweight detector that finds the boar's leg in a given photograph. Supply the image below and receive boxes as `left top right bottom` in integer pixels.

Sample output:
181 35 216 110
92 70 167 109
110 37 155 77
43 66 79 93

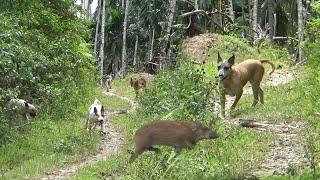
148 146 160 153
129 145 148 163
174 147 182 154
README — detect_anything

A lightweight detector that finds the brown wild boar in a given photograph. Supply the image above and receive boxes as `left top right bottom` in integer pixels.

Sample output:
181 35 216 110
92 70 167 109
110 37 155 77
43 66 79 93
129 120 219 163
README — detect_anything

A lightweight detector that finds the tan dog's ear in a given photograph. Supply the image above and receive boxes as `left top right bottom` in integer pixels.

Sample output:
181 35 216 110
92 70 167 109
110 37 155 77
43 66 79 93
217 52 222 64
227 54 235 66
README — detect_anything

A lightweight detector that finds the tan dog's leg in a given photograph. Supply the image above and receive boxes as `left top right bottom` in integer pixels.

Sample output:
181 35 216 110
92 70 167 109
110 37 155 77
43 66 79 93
252 85 260 106
258 87 264 104
220 91 226 118
231 90 243 109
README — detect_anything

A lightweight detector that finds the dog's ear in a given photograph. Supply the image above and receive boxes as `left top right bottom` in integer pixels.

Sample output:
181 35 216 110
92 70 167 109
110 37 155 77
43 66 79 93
101 106 105 115
94 107 98 115
24 102 29 108
217 52 223 64
227 54 235 66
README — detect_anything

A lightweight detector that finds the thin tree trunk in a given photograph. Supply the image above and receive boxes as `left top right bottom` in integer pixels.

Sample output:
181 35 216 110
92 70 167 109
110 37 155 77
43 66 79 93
248 0 253 27
93 0 101 55
133 35 139 70
218 0 222 27
195 0 198 10
228 0 235 21
242 4 247 39
99 0 106 86
87 0 91 18
121 0 129 77
159 0 177 70
122 0 125 8
149 28 155 64
253 0 258 43
297 0 304 62
267 0 274 43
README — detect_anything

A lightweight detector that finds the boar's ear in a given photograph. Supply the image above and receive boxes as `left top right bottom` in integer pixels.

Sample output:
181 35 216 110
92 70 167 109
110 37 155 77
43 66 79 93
227 54 235 66
190 122 198 132
217 52 222 64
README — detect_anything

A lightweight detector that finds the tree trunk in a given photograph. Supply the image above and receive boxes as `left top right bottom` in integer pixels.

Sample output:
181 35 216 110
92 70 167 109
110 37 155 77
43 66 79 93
87 0 91 18
248 0 253 27
149 27 155 64
121 0 129 77
252 0 258 43
267 0 274 43
133 34 139 71
242 4 247 39
297 0 304 62
99 0 106 86
93 0 101 55
159 0 177 70
228 0 235 21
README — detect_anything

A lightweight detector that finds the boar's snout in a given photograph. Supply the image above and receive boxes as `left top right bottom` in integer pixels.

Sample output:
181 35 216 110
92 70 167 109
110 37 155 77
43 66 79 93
209 131 219 139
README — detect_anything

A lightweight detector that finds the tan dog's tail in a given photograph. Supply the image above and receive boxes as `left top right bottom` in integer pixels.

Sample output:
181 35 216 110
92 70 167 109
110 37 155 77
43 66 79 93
260 60 275 75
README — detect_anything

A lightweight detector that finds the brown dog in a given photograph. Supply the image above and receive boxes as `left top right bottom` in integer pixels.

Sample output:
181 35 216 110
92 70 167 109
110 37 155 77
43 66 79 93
130 76 147 97
217 53 275 117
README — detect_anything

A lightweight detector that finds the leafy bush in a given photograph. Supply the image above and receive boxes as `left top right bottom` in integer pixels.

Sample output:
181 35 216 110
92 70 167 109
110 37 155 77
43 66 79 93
139 57 219 123
0 0 96 139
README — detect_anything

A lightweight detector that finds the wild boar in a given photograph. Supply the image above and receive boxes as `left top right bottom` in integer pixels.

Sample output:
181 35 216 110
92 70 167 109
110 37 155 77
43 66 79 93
129 120 219 163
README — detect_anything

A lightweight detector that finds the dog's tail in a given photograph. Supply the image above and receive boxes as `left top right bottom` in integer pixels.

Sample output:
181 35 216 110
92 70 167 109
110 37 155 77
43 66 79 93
260 60 275 75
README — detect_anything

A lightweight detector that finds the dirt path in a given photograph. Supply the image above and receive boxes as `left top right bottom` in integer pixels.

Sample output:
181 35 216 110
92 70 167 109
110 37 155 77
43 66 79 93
252 121 308 176
40 89 136 180
222 68 308 176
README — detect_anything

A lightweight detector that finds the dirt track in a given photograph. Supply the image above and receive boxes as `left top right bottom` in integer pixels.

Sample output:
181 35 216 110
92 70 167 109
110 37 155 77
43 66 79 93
40 89 136 180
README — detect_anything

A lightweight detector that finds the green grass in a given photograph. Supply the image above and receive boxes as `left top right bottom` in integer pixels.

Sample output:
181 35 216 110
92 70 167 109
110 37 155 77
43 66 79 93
0 88 132 179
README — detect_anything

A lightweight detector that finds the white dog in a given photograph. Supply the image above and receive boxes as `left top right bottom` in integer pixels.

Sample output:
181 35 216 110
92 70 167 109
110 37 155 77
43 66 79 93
86 98 106 132
7 98 37 124
105 74 113 92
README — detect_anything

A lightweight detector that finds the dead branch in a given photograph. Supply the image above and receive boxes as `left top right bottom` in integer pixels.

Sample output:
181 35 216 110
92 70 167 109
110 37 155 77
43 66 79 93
147 61 160 66
180 10 227 34
273 37 299 41
239 119 265 128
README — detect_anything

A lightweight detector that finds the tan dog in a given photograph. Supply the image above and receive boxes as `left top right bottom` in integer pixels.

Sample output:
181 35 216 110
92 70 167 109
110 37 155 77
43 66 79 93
130 76 147 97
217 53 275 117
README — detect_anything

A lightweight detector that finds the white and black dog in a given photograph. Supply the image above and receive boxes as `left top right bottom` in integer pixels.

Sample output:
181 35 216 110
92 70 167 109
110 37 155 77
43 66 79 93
86 98 106 132
7 98 37 124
